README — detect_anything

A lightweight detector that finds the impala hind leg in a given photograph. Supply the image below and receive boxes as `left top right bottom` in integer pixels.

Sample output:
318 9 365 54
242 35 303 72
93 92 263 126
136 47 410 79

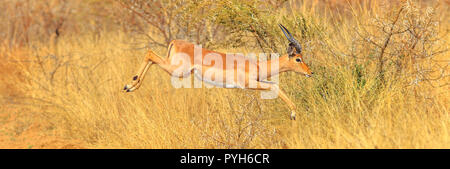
123 50 164 92
123 58 153 92
123 49 188 92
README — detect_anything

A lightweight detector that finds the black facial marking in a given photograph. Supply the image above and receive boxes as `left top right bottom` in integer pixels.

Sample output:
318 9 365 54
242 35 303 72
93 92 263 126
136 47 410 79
133 75 138 80
123 85 128 90
296 58 302 62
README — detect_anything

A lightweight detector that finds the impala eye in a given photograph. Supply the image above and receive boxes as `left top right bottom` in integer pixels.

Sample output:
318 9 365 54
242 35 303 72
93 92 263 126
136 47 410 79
295 58 302 62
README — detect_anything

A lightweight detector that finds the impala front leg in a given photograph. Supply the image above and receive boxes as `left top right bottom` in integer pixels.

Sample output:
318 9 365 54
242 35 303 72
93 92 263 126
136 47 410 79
274 85 297 120
252 81 297 120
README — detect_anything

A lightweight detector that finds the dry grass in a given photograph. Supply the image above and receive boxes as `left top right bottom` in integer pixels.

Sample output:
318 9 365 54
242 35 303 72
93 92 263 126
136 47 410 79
0 0 448 149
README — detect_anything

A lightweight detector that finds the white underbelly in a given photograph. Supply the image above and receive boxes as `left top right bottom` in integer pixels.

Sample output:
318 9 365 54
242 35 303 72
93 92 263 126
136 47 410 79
192 68 242 89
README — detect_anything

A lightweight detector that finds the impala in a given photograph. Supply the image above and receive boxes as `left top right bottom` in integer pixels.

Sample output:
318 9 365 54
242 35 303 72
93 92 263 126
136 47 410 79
123 24 313 120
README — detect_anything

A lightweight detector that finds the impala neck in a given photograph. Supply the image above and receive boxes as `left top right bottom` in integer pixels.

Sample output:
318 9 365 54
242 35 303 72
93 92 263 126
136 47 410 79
258 54 290 80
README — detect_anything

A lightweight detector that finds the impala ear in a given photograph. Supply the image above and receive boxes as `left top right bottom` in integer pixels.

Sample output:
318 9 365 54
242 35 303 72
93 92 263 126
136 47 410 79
287 44 295 57
287 43 296 57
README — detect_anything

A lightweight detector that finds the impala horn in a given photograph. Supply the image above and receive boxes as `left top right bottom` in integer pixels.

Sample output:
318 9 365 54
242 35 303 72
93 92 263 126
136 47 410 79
279 24 302 53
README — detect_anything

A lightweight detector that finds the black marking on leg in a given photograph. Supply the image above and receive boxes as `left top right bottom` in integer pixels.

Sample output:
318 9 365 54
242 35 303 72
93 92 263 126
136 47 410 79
126 89 130 92
133 75 138 80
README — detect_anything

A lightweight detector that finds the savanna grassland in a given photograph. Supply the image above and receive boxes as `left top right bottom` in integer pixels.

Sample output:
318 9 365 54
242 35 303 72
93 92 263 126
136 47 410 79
0 0 448 148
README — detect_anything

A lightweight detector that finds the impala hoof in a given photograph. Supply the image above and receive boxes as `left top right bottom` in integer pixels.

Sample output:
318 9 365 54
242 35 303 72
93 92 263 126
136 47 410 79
123 83 138 92
290 111 296 120
123 84 134 92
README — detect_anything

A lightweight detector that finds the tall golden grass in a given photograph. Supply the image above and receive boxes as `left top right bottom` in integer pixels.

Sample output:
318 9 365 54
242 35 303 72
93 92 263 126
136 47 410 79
0 0 448 148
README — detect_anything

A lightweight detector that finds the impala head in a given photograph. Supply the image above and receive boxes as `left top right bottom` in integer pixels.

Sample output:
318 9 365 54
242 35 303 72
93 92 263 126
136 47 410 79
279 24 313 77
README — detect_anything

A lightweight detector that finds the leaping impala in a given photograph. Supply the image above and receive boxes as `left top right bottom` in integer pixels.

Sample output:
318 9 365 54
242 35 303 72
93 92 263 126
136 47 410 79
123 24 313 120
